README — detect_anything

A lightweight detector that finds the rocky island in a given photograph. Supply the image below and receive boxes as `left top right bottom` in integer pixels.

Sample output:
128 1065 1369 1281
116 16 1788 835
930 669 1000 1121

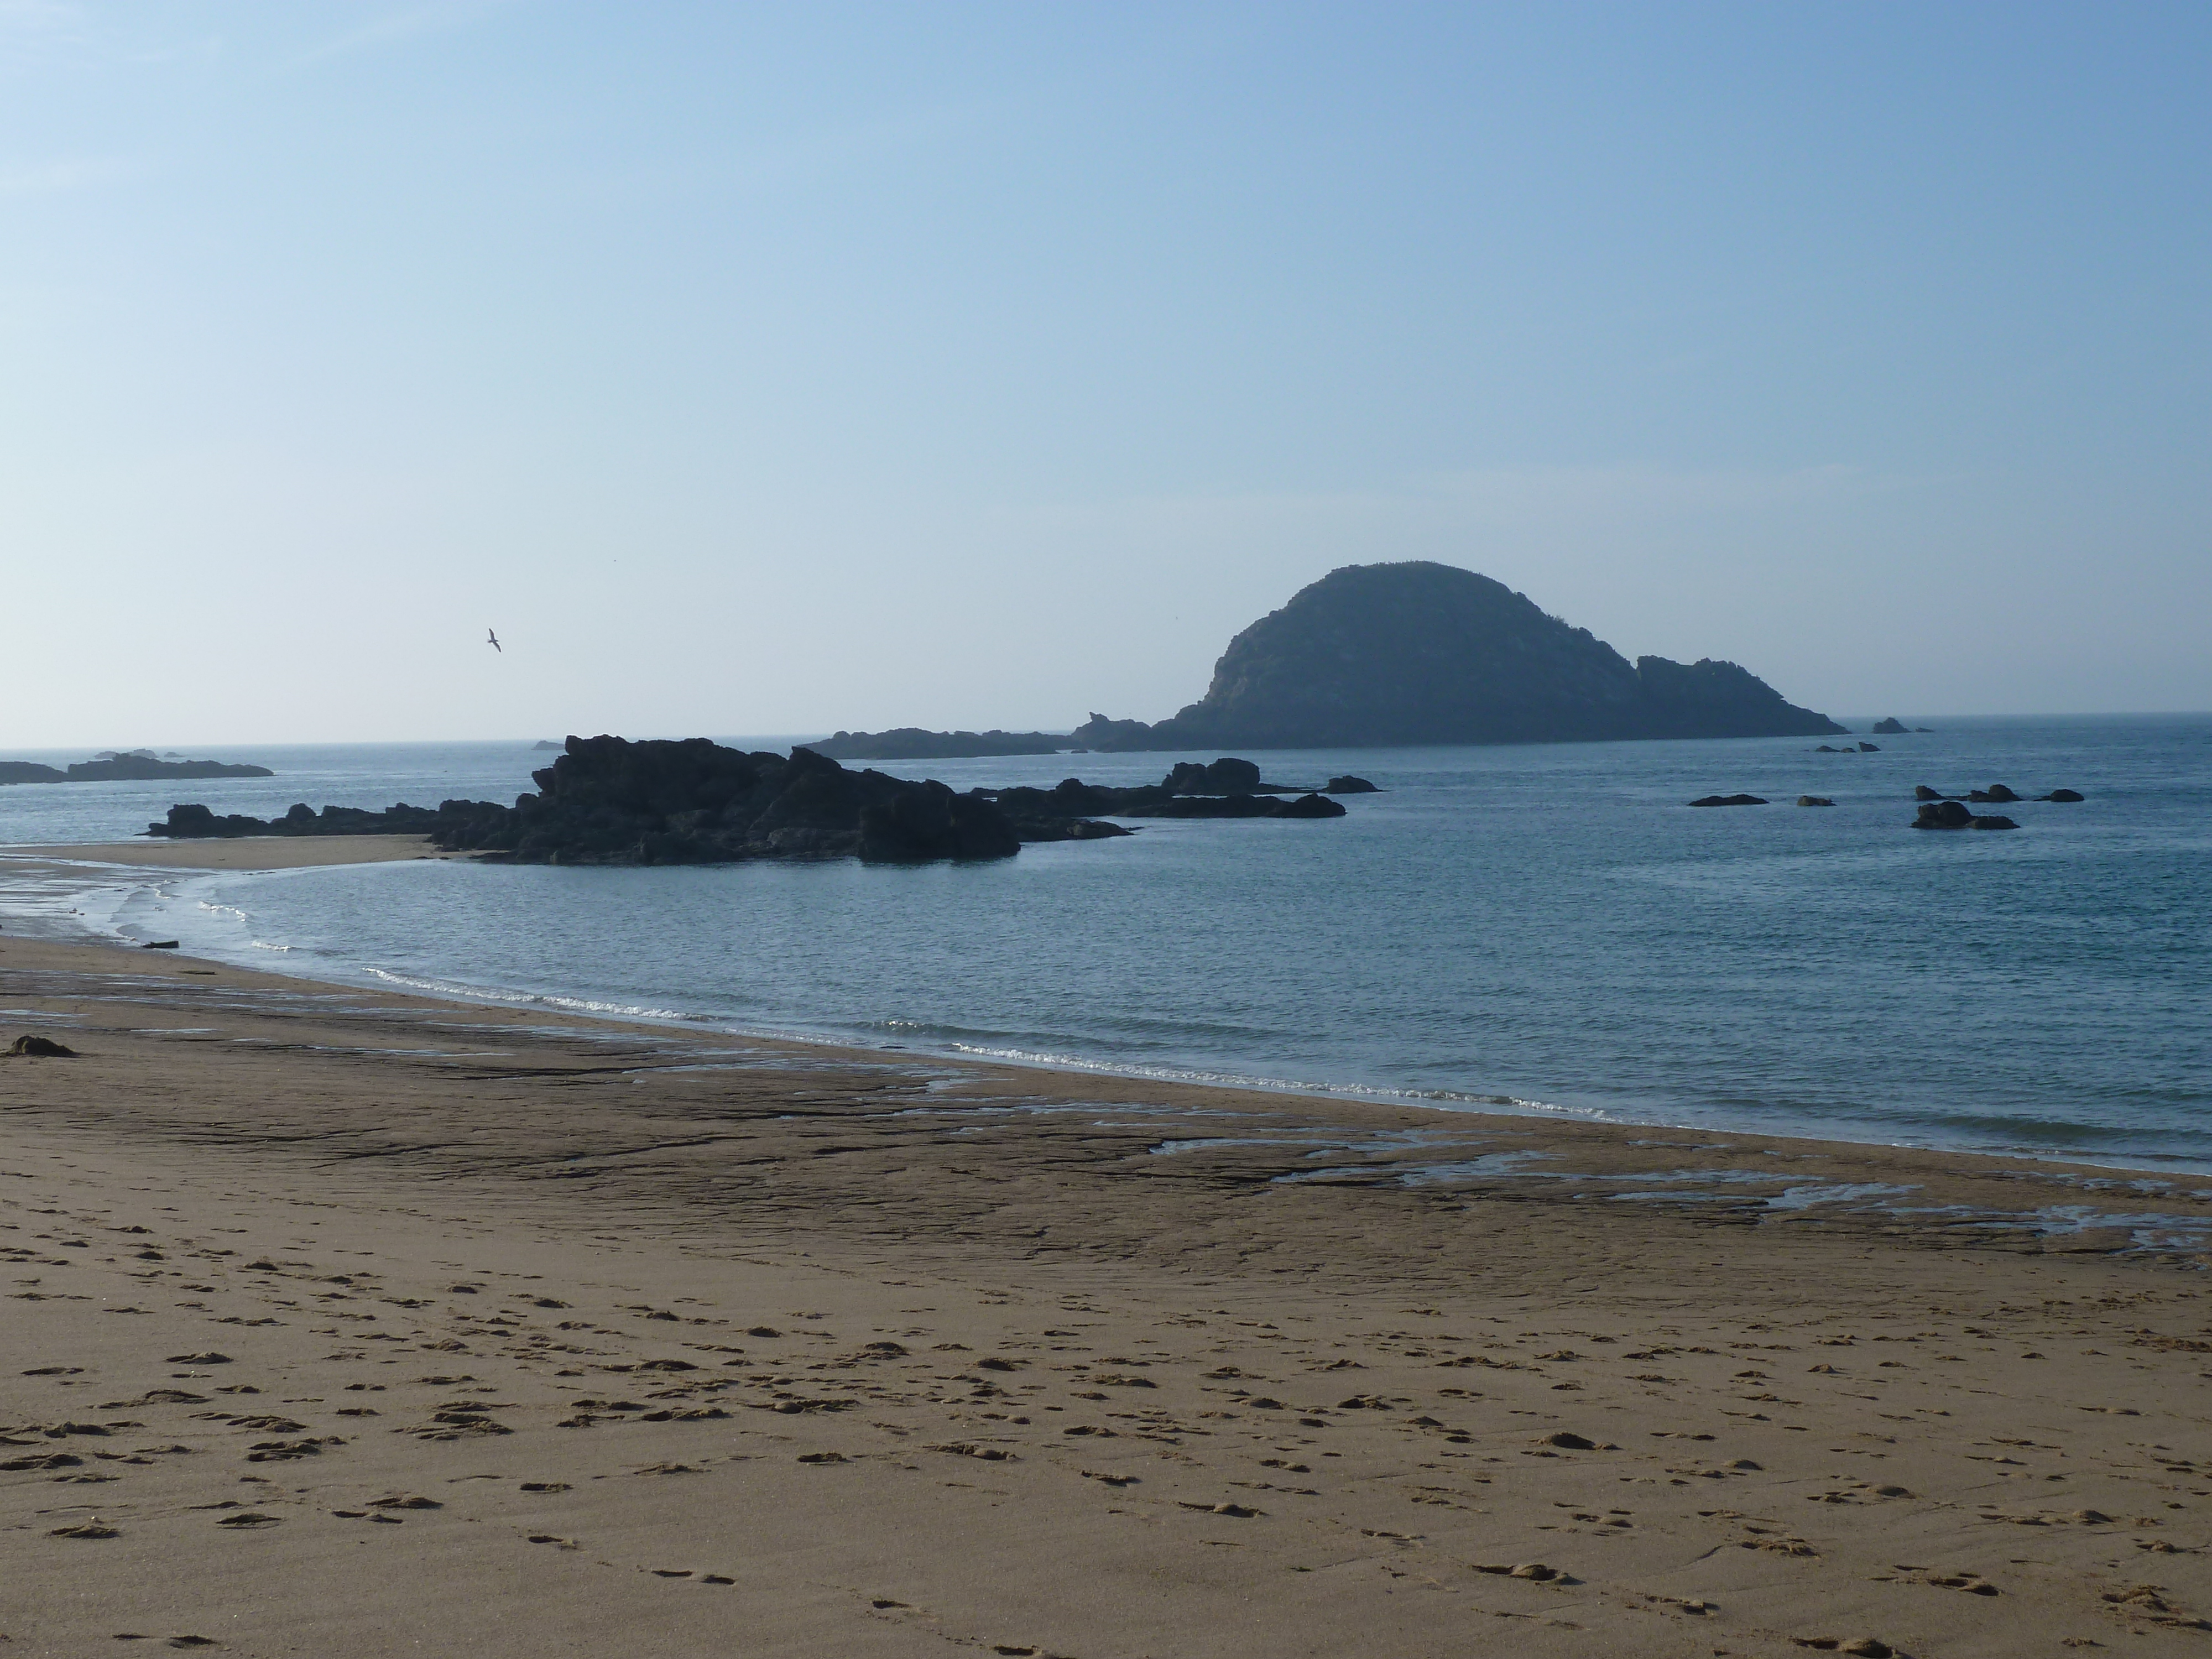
1074 562 1844 750
144 737 1354 866
1 749 273 785
811 561 1843 757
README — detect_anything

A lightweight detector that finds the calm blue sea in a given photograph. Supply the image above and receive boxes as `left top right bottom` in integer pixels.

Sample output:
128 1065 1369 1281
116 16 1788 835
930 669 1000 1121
3 719 2208 1171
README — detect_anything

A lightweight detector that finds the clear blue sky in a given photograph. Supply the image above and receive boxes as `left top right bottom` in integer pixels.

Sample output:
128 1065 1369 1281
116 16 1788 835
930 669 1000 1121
4 2 2207 744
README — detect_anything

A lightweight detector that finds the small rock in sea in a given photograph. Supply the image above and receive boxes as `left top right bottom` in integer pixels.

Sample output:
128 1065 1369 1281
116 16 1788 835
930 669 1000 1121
1913 784 1943 801
1689 794 1768 807
2040 788 2085 802
1796 796 1835 807
1324 775 1380 793
1813 744 1842 752
1870 718 1909 735
1916 801 2018 830
1856 742 1880 752
1966 784 2020 803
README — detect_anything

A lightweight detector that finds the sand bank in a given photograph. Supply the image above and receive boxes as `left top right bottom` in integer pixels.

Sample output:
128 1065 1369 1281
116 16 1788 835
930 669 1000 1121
0 834 453 871
4 935 2210 1657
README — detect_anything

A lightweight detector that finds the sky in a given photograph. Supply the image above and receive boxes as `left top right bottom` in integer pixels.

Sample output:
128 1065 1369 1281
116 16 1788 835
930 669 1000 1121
3 2 2208 746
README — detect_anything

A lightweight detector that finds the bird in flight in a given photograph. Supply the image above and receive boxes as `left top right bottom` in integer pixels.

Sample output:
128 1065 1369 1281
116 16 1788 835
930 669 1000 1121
487 629 502 653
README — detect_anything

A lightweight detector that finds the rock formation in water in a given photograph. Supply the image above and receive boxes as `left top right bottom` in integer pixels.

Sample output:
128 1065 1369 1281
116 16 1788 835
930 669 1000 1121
978 756 1351 833
1 753 272 785
150 738 1034 865
1913 801 2017 830
810 728 1073 761
1870 717 1910 735
1067 561 1844 752
1689 794 1769 807
145 740 1365 864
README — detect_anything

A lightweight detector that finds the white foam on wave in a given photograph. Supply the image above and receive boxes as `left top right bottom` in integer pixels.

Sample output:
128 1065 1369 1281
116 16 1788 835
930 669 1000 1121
942 1039 1601 1121
359 964 687 1022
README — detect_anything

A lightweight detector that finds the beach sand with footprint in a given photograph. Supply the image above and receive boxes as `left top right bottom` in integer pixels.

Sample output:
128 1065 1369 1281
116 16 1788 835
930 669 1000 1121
4 935 2211 1656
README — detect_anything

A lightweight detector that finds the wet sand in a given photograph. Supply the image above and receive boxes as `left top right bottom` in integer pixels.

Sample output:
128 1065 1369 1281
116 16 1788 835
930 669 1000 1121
4 934 2211 1657
1 835 455 871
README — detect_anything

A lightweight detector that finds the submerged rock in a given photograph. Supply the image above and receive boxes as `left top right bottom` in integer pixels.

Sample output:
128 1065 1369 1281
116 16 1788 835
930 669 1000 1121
1689 794 1769 807
1796 795 1835 807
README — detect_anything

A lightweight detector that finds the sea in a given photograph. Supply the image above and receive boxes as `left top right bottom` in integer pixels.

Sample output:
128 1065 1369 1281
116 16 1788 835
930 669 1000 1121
1 718 2206 1173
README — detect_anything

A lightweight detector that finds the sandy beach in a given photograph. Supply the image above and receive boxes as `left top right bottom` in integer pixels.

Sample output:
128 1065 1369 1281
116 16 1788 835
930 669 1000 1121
2 923 2210 1657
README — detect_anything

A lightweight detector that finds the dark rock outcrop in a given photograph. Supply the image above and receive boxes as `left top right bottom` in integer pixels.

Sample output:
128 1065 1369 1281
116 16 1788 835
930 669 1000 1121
147 740 1362 865
980 759 1349 832
1326 775 1380 793
4 1035 76 1057
1857 742 1881 753
1689 794 1768 807
2040 789 2085 802
1913 802 2017 830
1164 758 1265 794
0 761 65 785
1797 795 1835 807
811 728 1073 762
1870 718 1910 735
149 799 509 843
1968 785 2021 803
1068 562 1843 752
1914 784 1944 801
146 738 1111 865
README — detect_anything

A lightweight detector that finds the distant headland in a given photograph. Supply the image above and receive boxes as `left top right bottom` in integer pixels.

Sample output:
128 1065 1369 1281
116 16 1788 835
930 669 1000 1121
821 561 1843 758
0 749 273 786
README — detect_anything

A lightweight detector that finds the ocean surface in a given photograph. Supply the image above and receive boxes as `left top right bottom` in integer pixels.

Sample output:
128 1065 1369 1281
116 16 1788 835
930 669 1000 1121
2 719 2207 1172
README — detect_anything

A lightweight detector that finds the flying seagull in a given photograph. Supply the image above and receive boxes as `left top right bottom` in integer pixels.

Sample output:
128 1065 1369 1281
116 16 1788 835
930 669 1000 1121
487 629 502 653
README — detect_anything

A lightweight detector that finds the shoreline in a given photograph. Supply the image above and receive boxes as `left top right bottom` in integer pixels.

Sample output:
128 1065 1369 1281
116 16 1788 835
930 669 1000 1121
6 931 2212 1260
2 838 2205 1183
4 932 2212 1654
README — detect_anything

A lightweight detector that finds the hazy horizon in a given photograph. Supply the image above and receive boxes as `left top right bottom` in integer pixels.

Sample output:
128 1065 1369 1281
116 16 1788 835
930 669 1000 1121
6 4 2209 747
